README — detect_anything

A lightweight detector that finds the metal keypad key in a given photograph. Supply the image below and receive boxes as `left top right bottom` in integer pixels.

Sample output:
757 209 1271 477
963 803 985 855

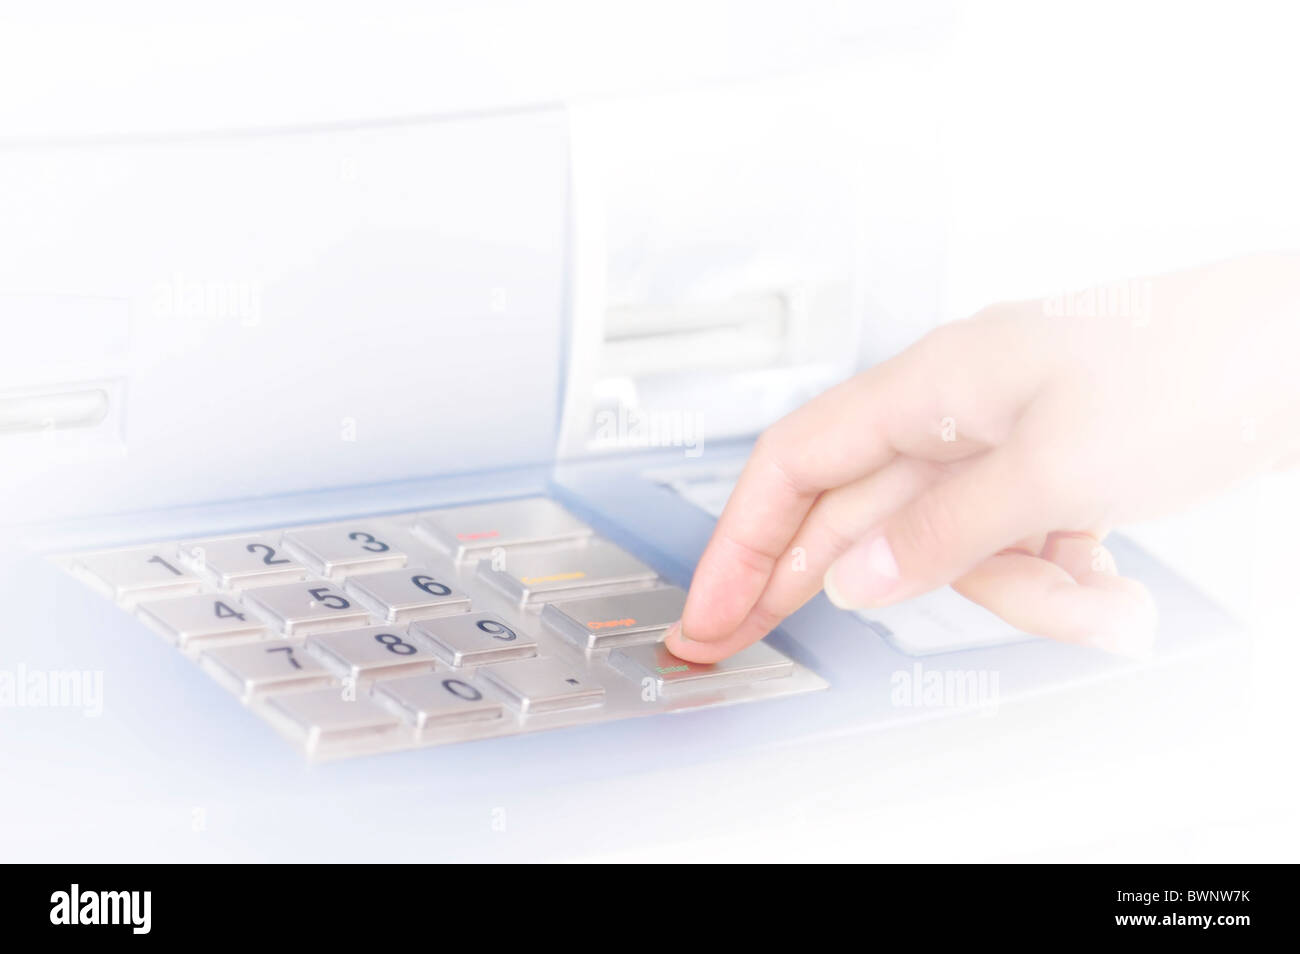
201 641 334 700
612 640 794 697
342 568 470 624
476 541 658 608
541 585 687 650
264 687 404 751
409 613 539 667
477 657 605 715
180 534 308 590
281 525 406 580
306 626 441 682
372 673 505 731
74 546 202 606
242 581 372 636
414 496 593 561
136 593 267 648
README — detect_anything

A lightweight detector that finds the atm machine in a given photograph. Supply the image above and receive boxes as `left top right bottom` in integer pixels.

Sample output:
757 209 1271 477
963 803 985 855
0 5 1241 861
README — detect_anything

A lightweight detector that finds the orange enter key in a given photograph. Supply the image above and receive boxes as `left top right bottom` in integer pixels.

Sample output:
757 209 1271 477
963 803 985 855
541 586 687 650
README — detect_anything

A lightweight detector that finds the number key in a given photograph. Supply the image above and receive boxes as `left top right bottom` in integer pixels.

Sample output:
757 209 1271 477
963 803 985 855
372 673 505 730
306 626 440 682
281 525 407 580
200 640 334 700
409 613 538 667
343 568 471 624
180 533 308 590
242 581 372 636
73 546 202 606
136 593 266 648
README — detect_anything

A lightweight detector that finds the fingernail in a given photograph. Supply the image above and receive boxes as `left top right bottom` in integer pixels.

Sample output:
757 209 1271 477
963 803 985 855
664 622 699 660
824 534 901 609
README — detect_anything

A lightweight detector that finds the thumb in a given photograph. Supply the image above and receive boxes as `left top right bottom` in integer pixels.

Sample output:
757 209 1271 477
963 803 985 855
823 445 1053 610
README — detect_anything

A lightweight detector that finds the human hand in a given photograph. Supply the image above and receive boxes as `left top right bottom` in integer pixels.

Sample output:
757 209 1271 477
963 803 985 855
666 254 1300 663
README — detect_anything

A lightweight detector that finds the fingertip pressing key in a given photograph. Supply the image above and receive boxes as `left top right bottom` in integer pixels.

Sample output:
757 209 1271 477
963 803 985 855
663 620 705 660
663 620 737 664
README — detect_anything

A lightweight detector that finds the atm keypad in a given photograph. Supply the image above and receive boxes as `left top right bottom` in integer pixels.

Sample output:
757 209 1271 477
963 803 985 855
62 495 818 758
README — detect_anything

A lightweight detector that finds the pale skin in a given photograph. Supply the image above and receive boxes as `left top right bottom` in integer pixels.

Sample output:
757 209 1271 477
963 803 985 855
665 254 1300 663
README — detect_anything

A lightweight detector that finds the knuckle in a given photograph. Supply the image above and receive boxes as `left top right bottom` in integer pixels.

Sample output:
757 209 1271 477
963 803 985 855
754 430 813 498
715 531 779 577
892 487 965 566
746 599 787 636
815 519 859 558
899 325 955 375
753 419 795 460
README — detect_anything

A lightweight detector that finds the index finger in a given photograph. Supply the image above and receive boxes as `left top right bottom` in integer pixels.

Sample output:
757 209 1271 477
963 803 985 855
679 364 909 643
678 308 1053 647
